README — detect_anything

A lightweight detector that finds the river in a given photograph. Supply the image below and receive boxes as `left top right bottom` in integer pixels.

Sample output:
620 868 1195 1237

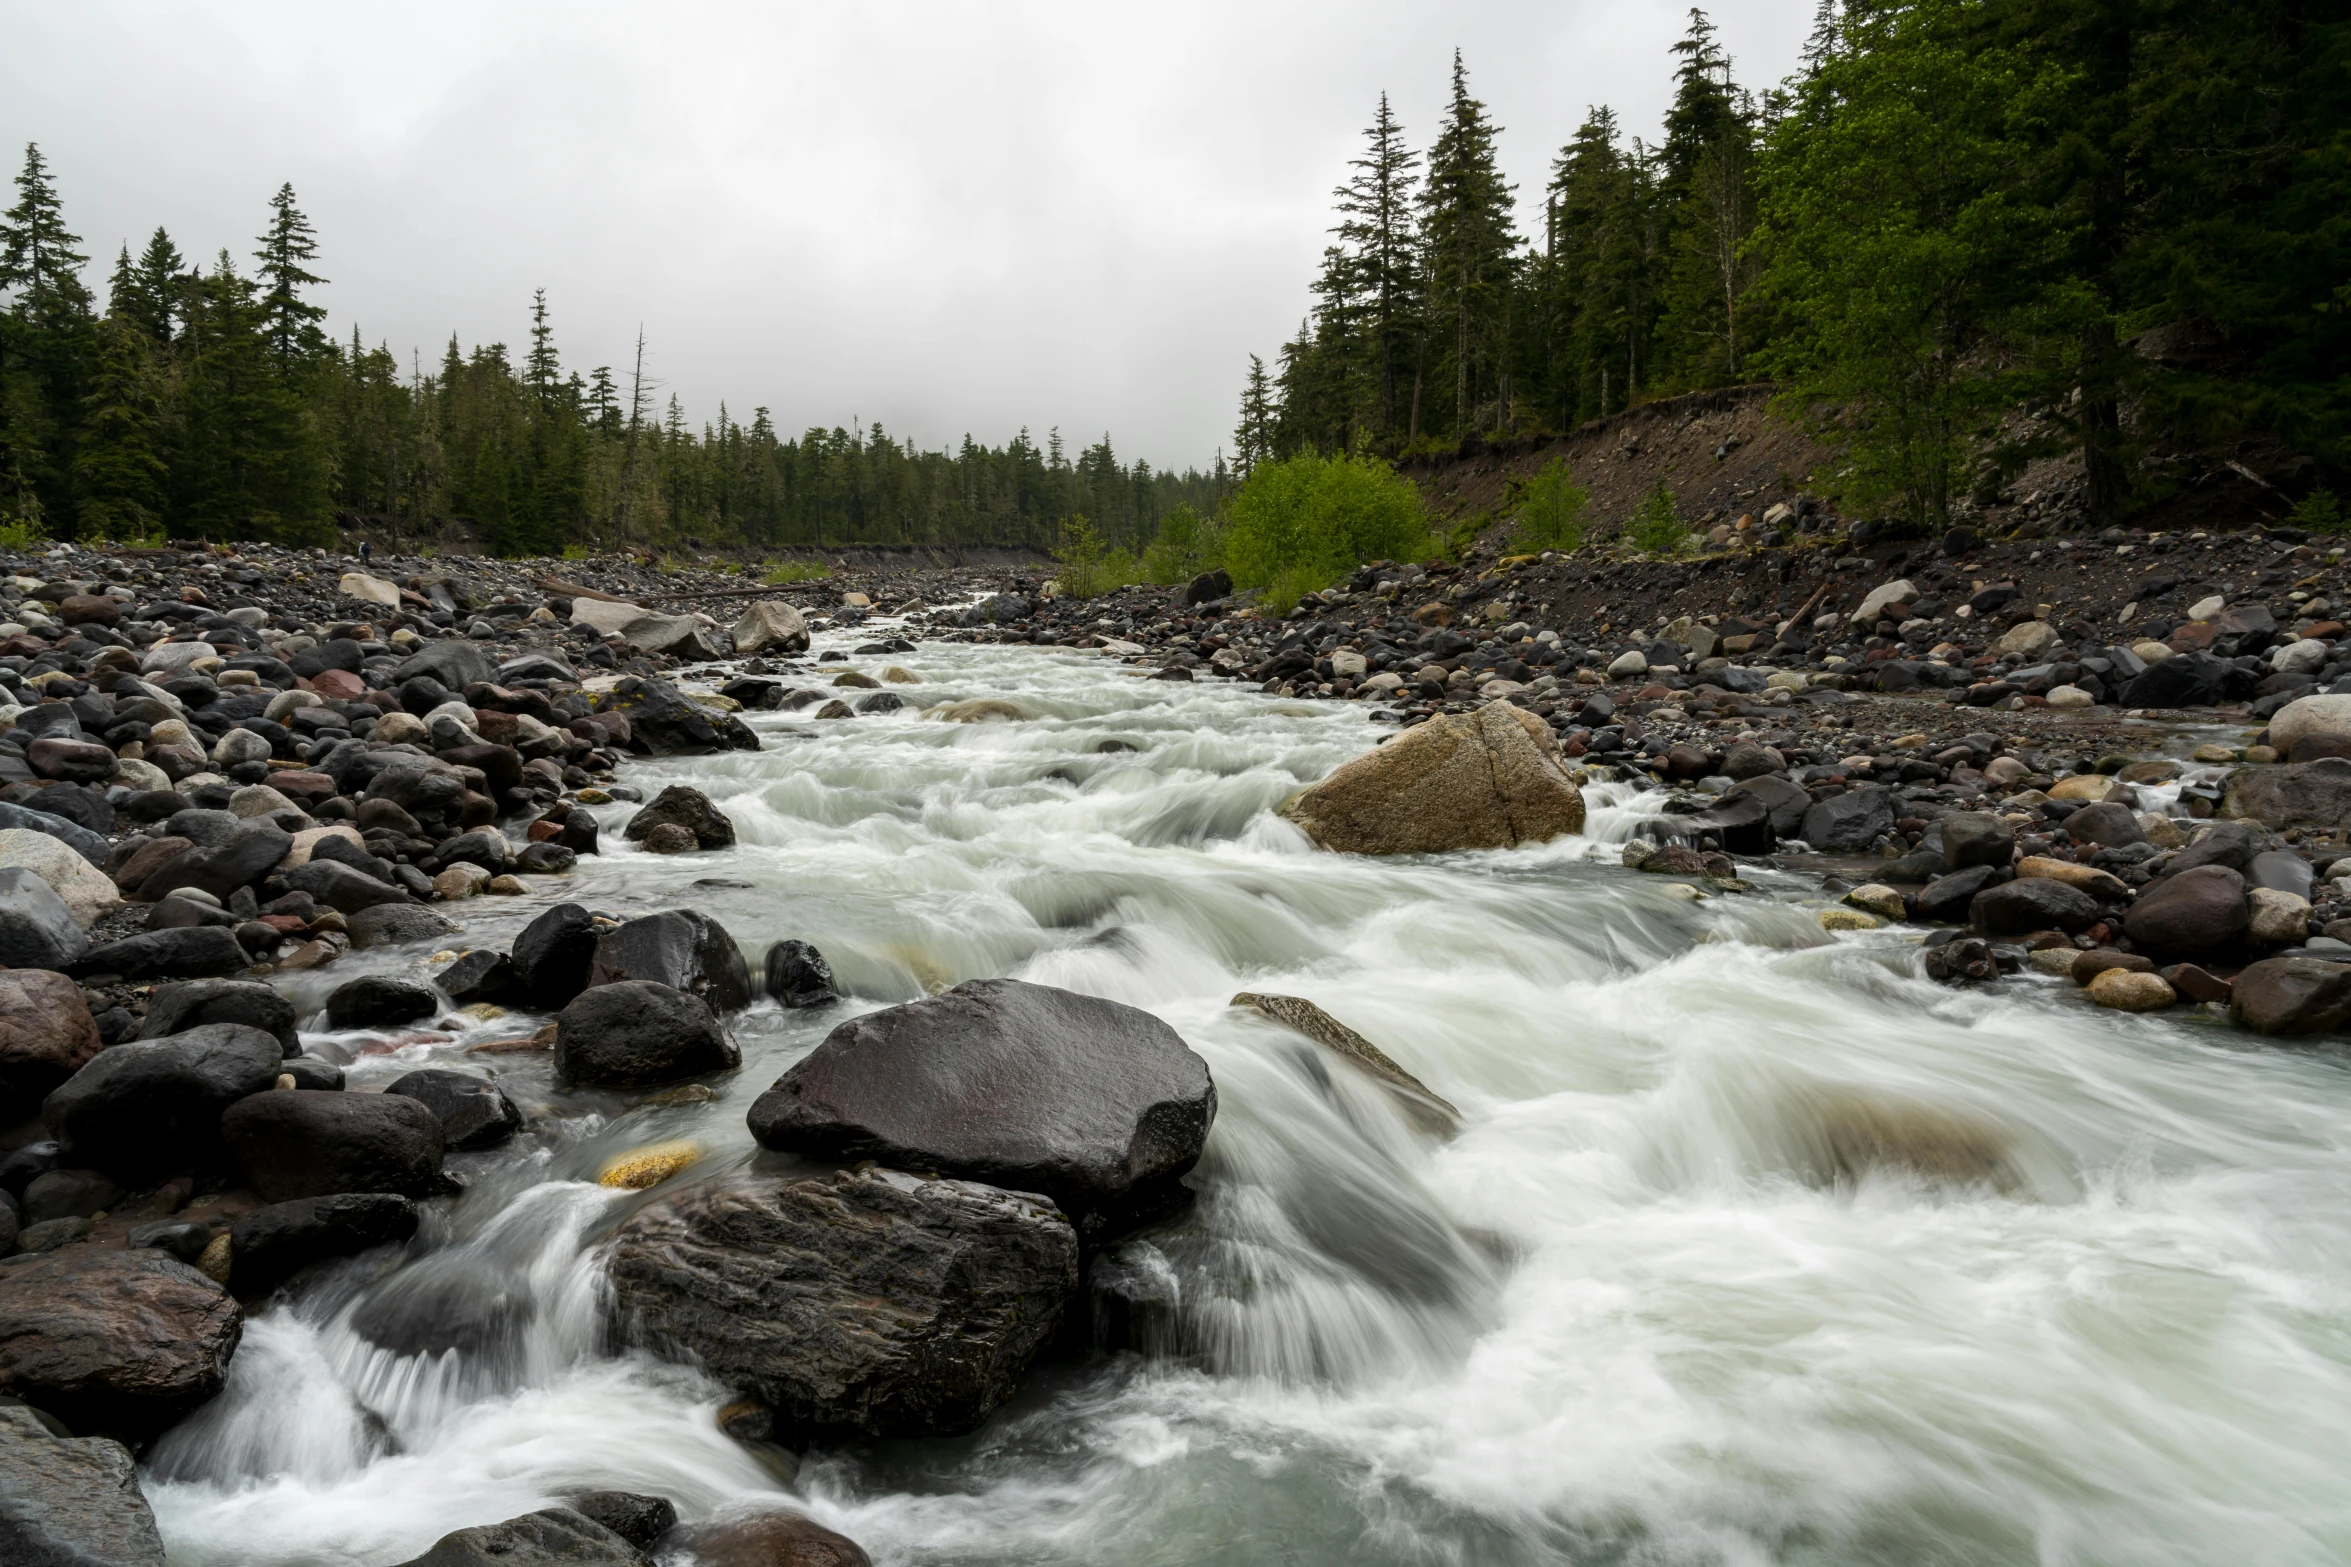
141 619 2351 1565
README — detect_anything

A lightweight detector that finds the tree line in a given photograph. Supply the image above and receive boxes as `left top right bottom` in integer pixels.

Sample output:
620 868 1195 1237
0 151 1224 555
1248 1 2349 534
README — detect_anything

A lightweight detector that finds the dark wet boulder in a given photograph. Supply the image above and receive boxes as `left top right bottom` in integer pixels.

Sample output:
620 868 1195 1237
1798 787 1896 853
220 1089 445 1201
0 865 88 970
136 978 298 1055
2117 650 2230 708
425 827 512 876
555 981 737 1088
2063 800 2144 848
1969 876 2101 936
389 1507 647 1567
349 903 458 950
436 948 518 1006
569 1493 677 1553
511 902 598 1008
0 968 102 1121
621 785 735 851
324 975 441 1031
392 640 499 694
127 1220 215 1264
0 1248 242 1440
598 678 759 757
1916 865 2002 923
42 1024 282 1181
1183 568 1232 607
1922 935 2000 983
281 859 411 914
0 1402 168 1565
607 1167 1077 1439
2163 821 2262 878
2124 864 2251 957
748 978 1216 1239
2229 956 2351 1037
764 940 839 1008
131 821 290 904
1725 774 1811 840
71 925 248 981
0 800 109 867
514 842 577 874
385 1069 522 1150
228 1193 420 1294
586 911 752 1012
22 1168 123 1225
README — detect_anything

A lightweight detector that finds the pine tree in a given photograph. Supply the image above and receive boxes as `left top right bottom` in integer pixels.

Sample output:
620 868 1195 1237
253 182 326 366
1333 93 1421 438
73 313 165 538
1419 52 1517 439
0 144 92 321
0 143 96 533
525 288 560 402
1233 354 1276 474
130 227 185 344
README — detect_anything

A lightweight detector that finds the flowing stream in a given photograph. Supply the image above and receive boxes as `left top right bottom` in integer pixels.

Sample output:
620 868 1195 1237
142 620 2351 1565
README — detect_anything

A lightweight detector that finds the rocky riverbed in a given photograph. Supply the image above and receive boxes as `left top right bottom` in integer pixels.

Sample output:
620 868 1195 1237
6 528 2351 1564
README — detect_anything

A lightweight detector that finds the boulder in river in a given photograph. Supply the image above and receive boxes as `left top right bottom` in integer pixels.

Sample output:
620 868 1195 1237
389 1507 648 1567
0 1248 242 1440
135 978 298 1055
732 600 811 655
607 1167 1078 1439
510 902 599 1008
70 925 248 982
568 1492 677 1553
2222 757 2351 830
228 1193 420 1295
1799 787 1896 853
556 980 738 1087
324 975 442 1031
763 939 839 1008
220 1089 445 1201
2123 864 2250 957
385 1068 522 1150
596 677 759 756
2229 956 2351 1036
1936 811 2015 871
1278 701 1584 855
43 1023 283 1181
587 911 752 1011
1229 992 1457 1134
692 1510 871 1567
0 1402 167 1566
621 784 736 851
1969 876 2101 936
748 977 1215 1239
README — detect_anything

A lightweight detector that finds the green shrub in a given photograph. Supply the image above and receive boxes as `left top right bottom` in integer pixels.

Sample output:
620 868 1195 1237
1222 452 1433 596
2288 487 2347 535
761 559 831 584
1512 459 1589 552
0 519 43 551
1626 484 1692 556
1055 516 1141 599
1139 504 1222 585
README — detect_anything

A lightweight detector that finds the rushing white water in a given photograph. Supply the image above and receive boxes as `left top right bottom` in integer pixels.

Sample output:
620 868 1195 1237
145 626 2351 1565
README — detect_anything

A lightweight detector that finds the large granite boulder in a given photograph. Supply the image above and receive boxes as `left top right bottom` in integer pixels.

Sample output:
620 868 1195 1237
732 600 811 655
586 911 752 1011
0 1403 166 1566
1278 702 1583 854
0 828 120 927
2264 692 2351 755
0 969 102 1122
555 982 737 1088
607 1167 1078 1439
2223 757 2351 830
43 1024 283 1181
747 978 1215 1238
0 1248 241 1440
219 1090 445 1201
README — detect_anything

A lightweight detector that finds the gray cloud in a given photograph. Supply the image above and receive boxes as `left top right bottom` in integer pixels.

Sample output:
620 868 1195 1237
2 0 1811 469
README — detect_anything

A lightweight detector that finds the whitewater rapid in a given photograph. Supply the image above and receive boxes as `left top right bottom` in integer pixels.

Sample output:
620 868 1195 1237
143 626 2351 1565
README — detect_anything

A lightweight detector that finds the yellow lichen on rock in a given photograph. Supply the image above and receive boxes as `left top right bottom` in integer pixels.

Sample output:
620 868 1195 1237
599 1141 702 1190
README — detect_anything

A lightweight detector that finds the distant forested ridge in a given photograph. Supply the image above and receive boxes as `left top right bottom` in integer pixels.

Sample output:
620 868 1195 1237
1254 1 2349 533
0 155 1224 554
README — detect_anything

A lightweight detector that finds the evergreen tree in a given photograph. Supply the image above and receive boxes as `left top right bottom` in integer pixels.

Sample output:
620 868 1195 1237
253 182 326 367
129 227 185 344
73 312 165 537
1333 93 1421 439
1233 354 1276 474
1418 52 1517 439
0 143 96 533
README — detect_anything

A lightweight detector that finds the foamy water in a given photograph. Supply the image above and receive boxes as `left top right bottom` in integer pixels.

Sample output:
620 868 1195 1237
145 627 2351 1565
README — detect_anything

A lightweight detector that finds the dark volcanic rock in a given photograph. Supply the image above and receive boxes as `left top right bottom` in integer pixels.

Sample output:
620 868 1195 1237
692 1511 871 1567
599 677 759 756
620 785 736 850
763 940 839 1008
385 1069 522 1150
2225 757 2351 830
555 981 737 1088
0 1248 242 1440
435 948 518 1006
0 866 89 970
747 977 1216 1238
0 1402 168 1566
281 859 411 914
586 911 752 1011
42 1024 283 1180
568 1492 677 1553
132 821 290 903
1970 876 2102 936
389 1507 646 1567
511 902 598 1008
136 978 298 1055
1798 787 1895 853
607 1167 1077 1439
71 925 247 981
348 903 459 950
228 1193 420 1294
2117 650 2229 708
2124 864 2251 957
1916 865 2002 923
2229 956 2351 1037
324 975 441 1031
220 1090 445 1201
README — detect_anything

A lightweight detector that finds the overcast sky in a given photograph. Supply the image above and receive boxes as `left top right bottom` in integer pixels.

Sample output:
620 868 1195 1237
3 1 1812 471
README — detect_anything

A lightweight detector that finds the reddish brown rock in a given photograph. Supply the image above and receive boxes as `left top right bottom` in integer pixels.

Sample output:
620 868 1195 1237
0 968 102 1118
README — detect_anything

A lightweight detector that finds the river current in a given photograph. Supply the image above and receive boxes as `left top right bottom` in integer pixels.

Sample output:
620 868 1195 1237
142 620 2351 1565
